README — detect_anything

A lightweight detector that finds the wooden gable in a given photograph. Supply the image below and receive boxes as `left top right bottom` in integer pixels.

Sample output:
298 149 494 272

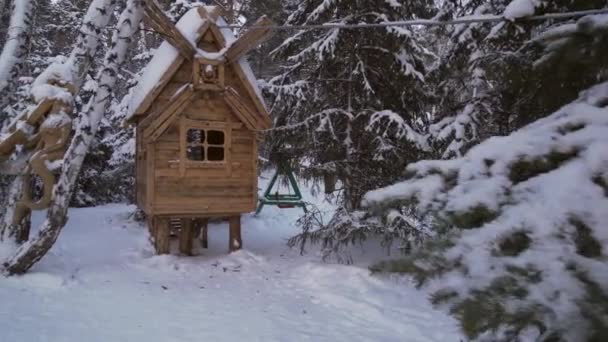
126 6 272 132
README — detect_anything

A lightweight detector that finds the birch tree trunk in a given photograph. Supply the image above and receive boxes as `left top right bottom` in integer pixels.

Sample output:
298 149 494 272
0 0 34 115
0 0 118 246
0 175 28 242
3 0 144 275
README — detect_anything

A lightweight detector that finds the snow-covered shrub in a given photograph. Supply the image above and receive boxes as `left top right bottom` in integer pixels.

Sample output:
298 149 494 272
365 82 608 341
288 204 434 262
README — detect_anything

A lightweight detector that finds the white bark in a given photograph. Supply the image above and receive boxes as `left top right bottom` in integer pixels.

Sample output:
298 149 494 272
0 175 26 240
0 0 33 113
3 0 144 275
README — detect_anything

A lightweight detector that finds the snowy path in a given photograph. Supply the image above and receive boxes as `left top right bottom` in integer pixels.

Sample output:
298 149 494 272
0 181 461 342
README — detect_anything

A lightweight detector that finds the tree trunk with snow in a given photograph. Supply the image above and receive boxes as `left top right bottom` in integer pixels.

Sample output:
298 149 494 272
3 0 143 275
0 0 34 116
0 175 28 242
0 0 117 270
0 0 118 247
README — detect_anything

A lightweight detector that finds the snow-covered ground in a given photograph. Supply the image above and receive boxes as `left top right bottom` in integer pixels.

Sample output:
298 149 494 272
0 176 461 342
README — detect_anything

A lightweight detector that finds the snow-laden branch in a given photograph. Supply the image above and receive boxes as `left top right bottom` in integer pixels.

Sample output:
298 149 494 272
365 110 430 151
364 82 608 340
534 13 608 67
306 0 337 23
503 0 537 21
288 25 342 63
429 101 487 158
269 29 307 57
270 108 354 132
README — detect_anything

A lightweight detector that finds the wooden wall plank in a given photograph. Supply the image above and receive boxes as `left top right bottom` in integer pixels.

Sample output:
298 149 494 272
146 142 155 214
155 168 253 178
152 202 255 216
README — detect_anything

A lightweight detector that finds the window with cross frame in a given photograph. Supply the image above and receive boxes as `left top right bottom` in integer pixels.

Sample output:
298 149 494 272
186 127 226 162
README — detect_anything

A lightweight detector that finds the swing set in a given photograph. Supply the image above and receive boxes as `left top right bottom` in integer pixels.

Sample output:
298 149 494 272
255 165 307 215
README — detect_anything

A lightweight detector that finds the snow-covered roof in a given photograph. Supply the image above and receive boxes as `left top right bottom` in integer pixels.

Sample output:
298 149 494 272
125 8 204 120
125 7 269 122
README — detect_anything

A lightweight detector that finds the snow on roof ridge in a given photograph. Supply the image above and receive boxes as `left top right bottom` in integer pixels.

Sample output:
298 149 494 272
125 8 205 120
125 7 269 121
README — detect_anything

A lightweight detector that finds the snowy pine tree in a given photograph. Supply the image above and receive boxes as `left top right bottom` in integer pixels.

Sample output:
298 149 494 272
428 0 608 158
266 0 435 202
366 10 608 341
269 0 439 257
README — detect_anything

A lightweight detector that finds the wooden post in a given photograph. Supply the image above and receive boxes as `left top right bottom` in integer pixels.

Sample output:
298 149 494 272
179 218 194 255
155 217 170 255
228 215 242 252
200 218 209 249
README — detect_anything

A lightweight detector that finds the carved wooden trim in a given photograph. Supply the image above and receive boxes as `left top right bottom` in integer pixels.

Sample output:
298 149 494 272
143 0 196 60
192 57 225 91
224 16 274 64
143 85 194 141
223 87 263 131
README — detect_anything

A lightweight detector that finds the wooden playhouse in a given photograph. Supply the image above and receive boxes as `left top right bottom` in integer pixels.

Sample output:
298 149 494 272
124 4 272 255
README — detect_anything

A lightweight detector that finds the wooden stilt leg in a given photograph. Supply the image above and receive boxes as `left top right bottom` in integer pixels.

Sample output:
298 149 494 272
155 217 170 255
179 218 194 256
200 218 208 249
228 215 242 252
